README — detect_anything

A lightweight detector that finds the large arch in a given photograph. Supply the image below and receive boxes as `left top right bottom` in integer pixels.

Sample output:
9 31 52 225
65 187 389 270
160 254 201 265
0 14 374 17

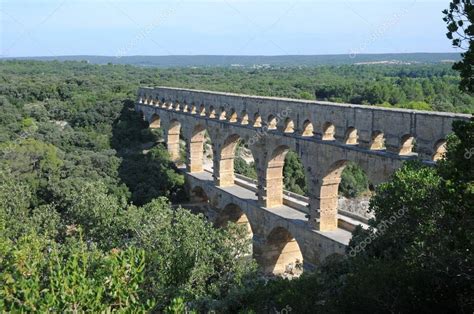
317 159 371 231
432 139 447 161
149 114 161 129
190 185 209 203
215 203 253 240
259 226 303 275
167 119 181 162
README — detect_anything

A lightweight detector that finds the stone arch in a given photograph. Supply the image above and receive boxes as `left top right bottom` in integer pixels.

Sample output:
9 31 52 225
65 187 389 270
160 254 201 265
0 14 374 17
190 104 197 114
215 203 253 238
322 122 335 140
284 118 295 133
166 101 173 110
432 139 447 161
316 159 372 231
188 124 207 172
259 226 303 275
217 134 241 186
161 100 168 108
182 103 189 112
228 109 238 123
199 104 206 116
149 114 161 129
253 113 262 127
167 119 181 162
267 115 278 130
174 102 181 111
240 111 249 125
190 186 209 203
219 107 227 120
302 120 314 137
265 145 290 207
369 131 385 150
208 106 216 118
399 134 415 155
344 127 358 145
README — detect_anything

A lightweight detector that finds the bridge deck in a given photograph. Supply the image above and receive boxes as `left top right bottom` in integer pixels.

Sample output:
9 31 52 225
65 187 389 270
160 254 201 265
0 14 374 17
185 167 354 245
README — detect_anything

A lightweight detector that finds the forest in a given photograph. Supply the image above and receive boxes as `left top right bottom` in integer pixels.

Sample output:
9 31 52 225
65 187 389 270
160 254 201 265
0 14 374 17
0 60 472 312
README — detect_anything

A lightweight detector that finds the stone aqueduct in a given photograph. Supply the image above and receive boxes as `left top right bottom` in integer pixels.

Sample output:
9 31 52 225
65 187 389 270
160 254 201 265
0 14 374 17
136 86 470 273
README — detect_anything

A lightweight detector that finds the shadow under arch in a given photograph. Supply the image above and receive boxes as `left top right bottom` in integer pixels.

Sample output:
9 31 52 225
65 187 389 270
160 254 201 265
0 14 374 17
258 226 303 275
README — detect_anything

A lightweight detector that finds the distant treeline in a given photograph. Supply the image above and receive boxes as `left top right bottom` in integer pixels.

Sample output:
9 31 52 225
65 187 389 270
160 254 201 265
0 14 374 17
2 52 461 67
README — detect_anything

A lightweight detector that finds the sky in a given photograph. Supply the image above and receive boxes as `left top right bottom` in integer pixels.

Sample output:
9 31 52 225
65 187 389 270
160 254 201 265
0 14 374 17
0 0 460 57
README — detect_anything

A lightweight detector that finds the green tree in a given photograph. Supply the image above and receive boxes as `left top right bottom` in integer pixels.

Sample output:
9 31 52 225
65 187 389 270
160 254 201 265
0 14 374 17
444 0 474 93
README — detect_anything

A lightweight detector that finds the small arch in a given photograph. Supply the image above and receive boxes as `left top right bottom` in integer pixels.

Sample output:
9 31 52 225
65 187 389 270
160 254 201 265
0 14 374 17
284 118 294 133
260 227 303 275
138 96 144 104
219 107 227 120
267 115 277 130
253 113 262 127
149 114 161 129
174 102 181 111
301 120 314 137
190 104 197 114
369 131 385 150
344 127 358 145
182 103 189 112
199 104 206 116
432 140 447 161
322 122 335 140
240 111 249 125
228 109 238 123
166 101 173 110
209 106 216 118
161 100 168 108
399 134 415 156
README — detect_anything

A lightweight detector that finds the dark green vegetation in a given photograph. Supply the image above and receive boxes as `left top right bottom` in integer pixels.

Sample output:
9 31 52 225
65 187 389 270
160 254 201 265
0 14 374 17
0 60 472 312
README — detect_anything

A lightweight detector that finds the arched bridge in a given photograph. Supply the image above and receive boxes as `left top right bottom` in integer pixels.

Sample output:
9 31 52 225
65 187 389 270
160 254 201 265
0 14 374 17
136 86 470 274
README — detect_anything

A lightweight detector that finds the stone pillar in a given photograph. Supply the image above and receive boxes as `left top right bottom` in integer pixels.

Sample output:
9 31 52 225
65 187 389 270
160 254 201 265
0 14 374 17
187 138 203 172
217 153 235 186
167 129 180 162
309 177 339 231
263 159 284 207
